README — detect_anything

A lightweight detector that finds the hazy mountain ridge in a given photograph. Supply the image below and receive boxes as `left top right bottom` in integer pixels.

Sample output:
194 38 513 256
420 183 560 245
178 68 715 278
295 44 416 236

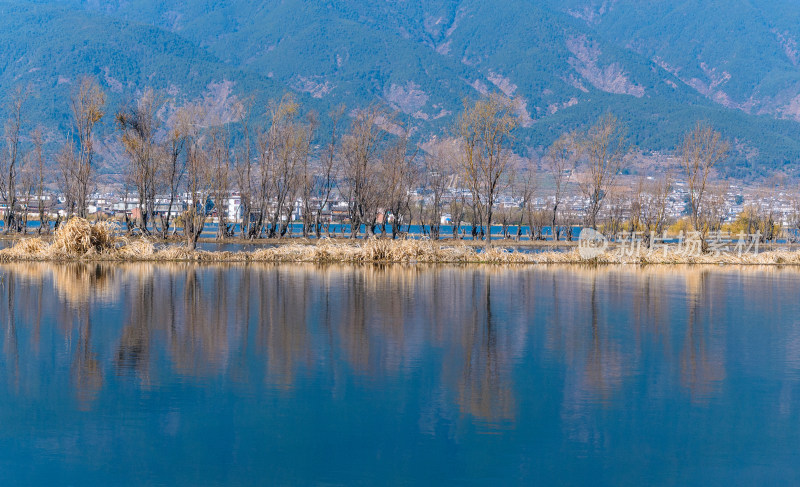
0 1 286 121
6 0 800 179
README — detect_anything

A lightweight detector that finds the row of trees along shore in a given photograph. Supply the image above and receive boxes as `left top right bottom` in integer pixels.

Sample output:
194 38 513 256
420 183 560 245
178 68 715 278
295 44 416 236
2 77 796 249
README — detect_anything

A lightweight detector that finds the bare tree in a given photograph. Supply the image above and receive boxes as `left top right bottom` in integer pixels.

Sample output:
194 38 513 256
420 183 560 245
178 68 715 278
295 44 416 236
736 188 778 243
562 207 580 241
287 112 317 239
120 166 137 234
253 94 312 239
299 110 348 239
412 196 429 237
757 189 779 243
456 94 518 246
209 129 233 239
449 190 467 240
1 87 28 233
233 101 255 239
116 88 162 234
252 115 273 238
702 182 729 236
789 196 800 243
494 162 517 239
379 126 417 239
29 127 50 234
603 193 628 238
310 106 343 238
680 122 729 245
510 160 537 241
422 145 454 240
183 125 211 250
19 152 37 234
576 113 629 230
637 173 674 245
156 104 193 239
528 207 550 241
68 77 106 218
546 132 579 240
341 107 387 238
57 138 79 219
629 178 644 233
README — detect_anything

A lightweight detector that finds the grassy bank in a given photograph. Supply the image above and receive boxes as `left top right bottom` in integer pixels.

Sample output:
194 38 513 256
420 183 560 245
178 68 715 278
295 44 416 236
2 218 800 265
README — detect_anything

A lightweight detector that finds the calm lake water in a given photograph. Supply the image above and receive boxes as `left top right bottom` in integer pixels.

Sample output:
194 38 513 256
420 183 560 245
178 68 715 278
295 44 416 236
1 263 799 485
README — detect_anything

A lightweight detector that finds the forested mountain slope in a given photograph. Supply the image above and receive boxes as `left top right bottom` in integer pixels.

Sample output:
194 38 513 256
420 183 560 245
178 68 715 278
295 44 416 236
6 0 800 178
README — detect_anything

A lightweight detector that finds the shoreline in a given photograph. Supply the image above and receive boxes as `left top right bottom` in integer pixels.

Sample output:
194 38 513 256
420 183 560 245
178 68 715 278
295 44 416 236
2 238 800 266
1 218 798 266
0 232 583 247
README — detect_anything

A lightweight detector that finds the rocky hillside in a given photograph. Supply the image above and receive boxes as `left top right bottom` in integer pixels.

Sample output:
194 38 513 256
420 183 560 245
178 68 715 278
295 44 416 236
548 0 800 120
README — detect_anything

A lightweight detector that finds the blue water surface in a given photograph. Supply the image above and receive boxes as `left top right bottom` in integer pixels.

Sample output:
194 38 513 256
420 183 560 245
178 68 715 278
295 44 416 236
0 263 799 485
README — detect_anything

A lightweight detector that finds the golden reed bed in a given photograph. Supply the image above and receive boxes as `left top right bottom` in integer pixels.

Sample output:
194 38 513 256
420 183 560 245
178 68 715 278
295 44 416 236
2 218 800 265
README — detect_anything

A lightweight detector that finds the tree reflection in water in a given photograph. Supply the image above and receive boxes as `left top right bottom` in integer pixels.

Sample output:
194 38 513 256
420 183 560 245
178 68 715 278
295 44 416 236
0 263 799 430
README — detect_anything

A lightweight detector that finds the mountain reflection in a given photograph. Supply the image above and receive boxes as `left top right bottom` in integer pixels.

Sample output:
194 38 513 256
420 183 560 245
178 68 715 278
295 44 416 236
0 263 799 429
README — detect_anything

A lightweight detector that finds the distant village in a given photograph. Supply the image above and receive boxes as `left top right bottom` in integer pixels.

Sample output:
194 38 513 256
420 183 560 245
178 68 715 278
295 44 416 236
11 175 798 237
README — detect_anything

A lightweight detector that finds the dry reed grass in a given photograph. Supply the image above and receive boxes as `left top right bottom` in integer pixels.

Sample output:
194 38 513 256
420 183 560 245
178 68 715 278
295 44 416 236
1 218 800 266
50 218 117 256
4 237 49 258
